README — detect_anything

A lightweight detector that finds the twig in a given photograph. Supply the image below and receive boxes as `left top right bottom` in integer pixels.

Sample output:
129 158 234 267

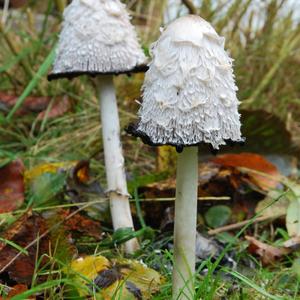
182 0 198 14
136 196 230 202
208 213 285 235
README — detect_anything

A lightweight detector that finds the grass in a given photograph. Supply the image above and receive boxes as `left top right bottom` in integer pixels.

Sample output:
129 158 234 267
0 0 300 299
1 222 297 299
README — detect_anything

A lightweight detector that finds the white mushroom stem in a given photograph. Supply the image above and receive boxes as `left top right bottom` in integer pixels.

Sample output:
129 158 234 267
172 147 198 300
96 75 139 254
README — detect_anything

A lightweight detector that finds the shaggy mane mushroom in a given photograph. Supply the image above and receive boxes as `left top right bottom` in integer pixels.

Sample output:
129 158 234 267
128 15 244 299
48 0 147 254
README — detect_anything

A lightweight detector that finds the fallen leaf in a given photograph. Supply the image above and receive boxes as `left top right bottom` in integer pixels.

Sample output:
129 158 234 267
0 160 25 213
0 93 50 115
245 235 290 265
70 255 163 300
205 205 232 228
62 209 102 240
71 255 110 279
255 190 289 218
25 161 90 185
37 96 71 120
284 236 300 249
6 284 34 299
0 214 49 284
0 93 71 119
213 153 280 191
0 211 31 252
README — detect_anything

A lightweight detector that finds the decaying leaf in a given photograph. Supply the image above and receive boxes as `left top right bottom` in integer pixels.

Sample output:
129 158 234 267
0 93 50 115
0 93 71 119
24 160 90 185
0 211 31 253
245 235 290 265
0 160 25 213
70 255 163 300
213 153 280 191
284 236 300 249
71 255 110 279
37 96 71 120
0 213 49 284
255 190 289 218
62 209 102 240
6 284 35 299
25 161 92 207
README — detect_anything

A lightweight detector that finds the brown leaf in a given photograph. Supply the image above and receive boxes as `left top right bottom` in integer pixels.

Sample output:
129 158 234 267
0 160 25 213
37 96 71 120
0 211 31 252
0 93 50 115
0 214 49 284
7 284 31 298
0 93 71 119
62 209 102 239
213 153 280 191
245 235 290 265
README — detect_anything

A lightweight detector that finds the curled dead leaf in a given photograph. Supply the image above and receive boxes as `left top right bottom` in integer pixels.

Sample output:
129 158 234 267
245 235 290 266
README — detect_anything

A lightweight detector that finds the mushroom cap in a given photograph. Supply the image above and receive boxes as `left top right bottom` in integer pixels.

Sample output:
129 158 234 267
48 0 147 80
128 15 244 150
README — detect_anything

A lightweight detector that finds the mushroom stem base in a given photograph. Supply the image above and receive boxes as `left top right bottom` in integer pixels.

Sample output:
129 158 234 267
172 147 198 300
97 75 139 254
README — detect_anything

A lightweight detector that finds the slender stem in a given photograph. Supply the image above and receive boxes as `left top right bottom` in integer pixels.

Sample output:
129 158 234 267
96 75 139 254
172 147 198 300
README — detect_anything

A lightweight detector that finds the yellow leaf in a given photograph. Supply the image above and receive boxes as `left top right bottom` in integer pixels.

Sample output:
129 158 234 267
25 161 78 183
69 256 163 300
71 255 110 279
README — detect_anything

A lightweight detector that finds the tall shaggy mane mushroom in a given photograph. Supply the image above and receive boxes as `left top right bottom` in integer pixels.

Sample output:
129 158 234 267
48 0 147 81
127 15 244 151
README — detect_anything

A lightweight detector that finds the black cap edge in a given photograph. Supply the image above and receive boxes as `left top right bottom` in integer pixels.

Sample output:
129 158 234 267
47 64 149 81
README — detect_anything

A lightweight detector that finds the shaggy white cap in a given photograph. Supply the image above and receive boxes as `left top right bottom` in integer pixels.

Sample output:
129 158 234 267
49 0 146 79
133 15 243 149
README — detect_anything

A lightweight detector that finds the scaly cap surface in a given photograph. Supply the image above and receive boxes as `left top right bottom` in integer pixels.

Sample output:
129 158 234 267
48 0 147 80
129 15 243 150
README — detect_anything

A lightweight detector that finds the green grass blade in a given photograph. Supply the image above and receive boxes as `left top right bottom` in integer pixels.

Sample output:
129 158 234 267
0 238 29 255
227 270 284 300
10 279 82 300
6 47 56 121
0 41 42 74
